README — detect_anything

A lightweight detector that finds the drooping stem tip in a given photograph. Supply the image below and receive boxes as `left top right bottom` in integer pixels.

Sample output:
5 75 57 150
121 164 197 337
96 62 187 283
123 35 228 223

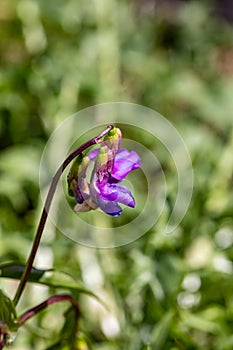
13 125 113 306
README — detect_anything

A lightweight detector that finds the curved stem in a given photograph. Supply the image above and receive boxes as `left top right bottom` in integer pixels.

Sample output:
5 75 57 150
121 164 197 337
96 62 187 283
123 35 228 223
19 294 80 326
13 125 113 306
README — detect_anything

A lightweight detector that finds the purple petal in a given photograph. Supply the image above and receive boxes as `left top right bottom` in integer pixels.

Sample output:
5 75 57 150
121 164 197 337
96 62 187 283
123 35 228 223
95 195 122 216
113 184 135 207
111 149 141 181
72 181 85 204
87 146 140 216
100 183 135 208
99 183 118 201
88 148 99 161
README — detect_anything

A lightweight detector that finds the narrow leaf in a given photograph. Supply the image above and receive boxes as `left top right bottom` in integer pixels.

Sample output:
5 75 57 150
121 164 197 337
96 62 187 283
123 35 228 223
0 263 104 306
0 290 19 333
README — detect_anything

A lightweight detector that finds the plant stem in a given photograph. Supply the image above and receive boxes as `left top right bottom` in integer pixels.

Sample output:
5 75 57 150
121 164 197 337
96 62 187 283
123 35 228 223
13 125 113 306
19 294 80 326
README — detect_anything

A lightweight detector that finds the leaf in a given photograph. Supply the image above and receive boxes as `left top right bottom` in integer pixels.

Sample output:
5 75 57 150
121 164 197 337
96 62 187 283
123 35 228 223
0 290 19 333
0 263 45 281
150 311 174 349
0 290 19 348
46 307 79 350
179 310 222 334
0 263 103 304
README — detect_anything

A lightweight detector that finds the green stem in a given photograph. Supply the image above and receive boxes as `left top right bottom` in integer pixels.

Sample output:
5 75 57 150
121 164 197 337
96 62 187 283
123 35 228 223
13 125 113 306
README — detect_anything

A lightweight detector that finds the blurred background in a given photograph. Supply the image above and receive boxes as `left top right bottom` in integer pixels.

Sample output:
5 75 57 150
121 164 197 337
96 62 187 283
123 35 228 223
0 0 233 349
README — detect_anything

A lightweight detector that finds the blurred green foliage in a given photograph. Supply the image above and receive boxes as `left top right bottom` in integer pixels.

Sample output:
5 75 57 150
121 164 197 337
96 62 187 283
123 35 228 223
0 0 233 349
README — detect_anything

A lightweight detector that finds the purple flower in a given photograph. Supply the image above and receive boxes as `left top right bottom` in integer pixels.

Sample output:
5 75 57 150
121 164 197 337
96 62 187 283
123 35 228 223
67 127 141 216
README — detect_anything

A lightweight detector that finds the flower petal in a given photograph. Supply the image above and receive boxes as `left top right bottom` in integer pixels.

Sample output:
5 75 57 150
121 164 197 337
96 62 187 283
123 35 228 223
94 195 122 216
114 184 135 207
88 148 99 161
74 202 92 212
111 149 141 181
100 183 135 208
67 154 90 203
73 134 141 217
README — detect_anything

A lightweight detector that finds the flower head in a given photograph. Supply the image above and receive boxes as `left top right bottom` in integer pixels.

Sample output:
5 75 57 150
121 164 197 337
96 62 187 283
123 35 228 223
67 127 141 216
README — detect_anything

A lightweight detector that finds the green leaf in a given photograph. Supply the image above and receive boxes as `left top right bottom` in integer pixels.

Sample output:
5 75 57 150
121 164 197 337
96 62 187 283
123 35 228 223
0 289 19 333
39 270 94 296
0 263 103 304
150 311 174 349
0 263 45 281
46 307 79 350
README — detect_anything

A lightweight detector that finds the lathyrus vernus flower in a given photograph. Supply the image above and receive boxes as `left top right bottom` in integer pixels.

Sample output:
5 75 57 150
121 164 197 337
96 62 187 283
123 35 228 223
67 127 141 216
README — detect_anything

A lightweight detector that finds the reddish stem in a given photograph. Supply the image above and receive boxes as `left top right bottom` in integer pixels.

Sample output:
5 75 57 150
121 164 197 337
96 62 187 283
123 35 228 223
19 294 80 326
13 125 113 306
